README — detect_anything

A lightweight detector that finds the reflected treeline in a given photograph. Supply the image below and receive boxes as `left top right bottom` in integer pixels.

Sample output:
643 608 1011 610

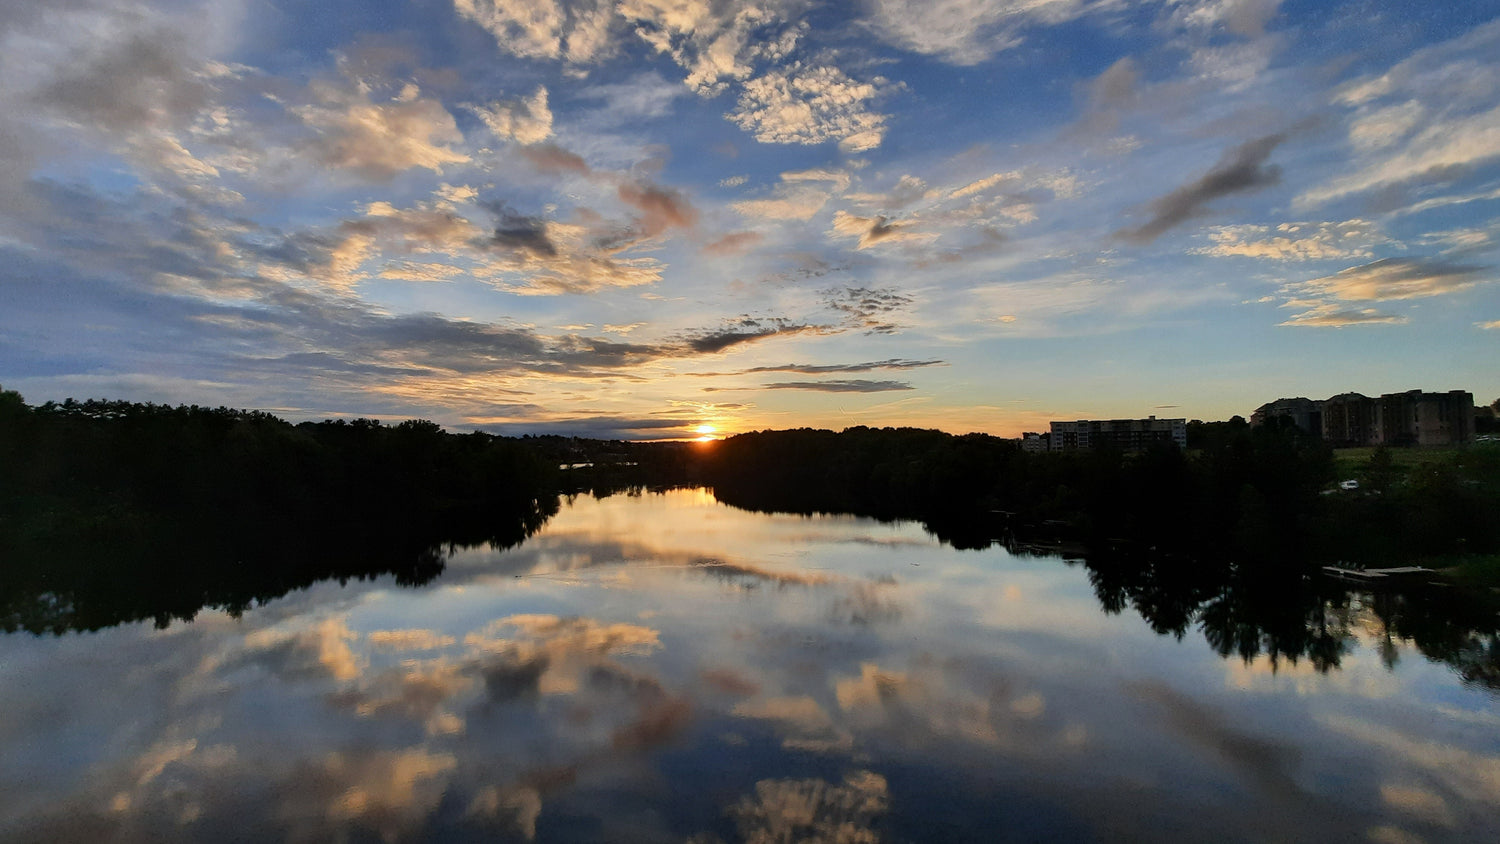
700 421 1500 564
699 423 1500 688
0 392 559 634
1074 543 1500 691
700 422 1338 558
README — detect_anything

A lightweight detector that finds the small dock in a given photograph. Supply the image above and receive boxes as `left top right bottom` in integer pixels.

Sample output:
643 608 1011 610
1321 565 1436 584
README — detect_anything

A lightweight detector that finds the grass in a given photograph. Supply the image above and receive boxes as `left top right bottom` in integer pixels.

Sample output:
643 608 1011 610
1331 445 1464 478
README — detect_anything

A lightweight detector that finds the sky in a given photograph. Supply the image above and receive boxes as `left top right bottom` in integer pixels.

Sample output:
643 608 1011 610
1 0 1498 440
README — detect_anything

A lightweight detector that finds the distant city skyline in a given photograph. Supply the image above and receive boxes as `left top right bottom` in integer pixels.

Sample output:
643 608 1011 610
1 1 1497 439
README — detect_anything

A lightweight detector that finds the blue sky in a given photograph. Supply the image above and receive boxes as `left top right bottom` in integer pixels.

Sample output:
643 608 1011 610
1 0 1497 438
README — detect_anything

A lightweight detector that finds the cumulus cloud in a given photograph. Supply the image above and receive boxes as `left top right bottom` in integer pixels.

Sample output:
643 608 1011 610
470 86 553 145
728 63 888 152
1118 133 1286 243
294 83 468 179
1195 220 1387 260
453 0 805 102
453 0 617 63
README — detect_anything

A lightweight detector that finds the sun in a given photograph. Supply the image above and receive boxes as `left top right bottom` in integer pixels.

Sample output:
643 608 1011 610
694 424 716 435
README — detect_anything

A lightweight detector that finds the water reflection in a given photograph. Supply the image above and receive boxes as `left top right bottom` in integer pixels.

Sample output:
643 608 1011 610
1 490 1498 842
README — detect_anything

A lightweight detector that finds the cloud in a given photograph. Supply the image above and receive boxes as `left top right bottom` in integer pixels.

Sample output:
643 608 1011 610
680 317 810 353
294 83 468 179
725 771 887 843
728 63 888 152
34 29 213 135
483 203 559 257
617 182 698 237
703 231 764 255
823 285 915 333
1118 133 1286 243
738 359 944 375
1195 220 1387 260
1087 56 1139 110
862 0 1090 65
367 629 458 651
1478 320 1500 330
758 380 915 392
1278 304 1408 327
470 85 553 144
847 174 932 211
830 210 935 249
1300 103 1500 208
574 72 684 122
453 0 617 63
1287 257 1486 302
452 0 805 102
517 143 591 175
1300 20 1500 208
731 186 832 220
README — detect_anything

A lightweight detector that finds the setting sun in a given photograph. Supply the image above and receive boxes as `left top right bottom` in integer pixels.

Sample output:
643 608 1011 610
695 424 716 435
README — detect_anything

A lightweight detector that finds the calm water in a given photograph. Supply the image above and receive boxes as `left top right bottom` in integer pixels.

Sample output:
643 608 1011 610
2 489 1497 842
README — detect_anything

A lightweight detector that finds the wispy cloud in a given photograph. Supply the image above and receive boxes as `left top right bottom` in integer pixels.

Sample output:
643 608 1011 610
1119 133 1287 243
1287 257 1486 302
688 359 945 377
1279 305 1409 327
707 380 916 393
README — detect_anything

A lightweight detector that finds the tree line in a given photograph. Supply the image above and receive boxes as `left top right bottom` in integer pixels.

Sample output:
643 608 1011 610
0 391 558 633
5 389 1498 634
696 418 1500 566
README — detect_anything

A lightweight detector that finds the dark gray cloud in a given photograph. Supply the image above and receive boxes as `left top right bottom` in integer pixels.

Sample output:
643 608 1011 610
473 416 698 440
680 317 810 353
37 30 210 134
823 285 915 334
739 358 944 375
481 201 558 257
1118 133 1287 244
706 380 914 393
762 380 914 392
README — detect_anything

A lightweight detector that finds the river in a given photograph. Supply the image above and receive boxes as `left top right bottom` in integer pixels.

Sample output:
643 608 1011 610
1 489 1496 842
